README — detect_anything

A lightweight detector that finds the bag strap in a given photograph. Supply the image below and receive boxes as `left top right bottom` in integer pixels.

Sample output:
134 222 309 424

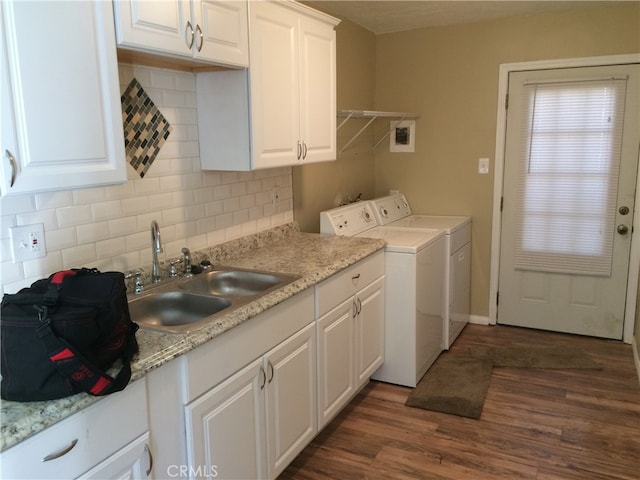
43 270 77 306
35 305 133 396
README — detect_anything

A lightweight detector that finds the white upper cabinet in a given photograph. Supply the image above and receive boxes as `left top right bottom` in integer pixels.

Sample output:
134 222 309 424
196 0 339 171
0 0 127 197
113 0 249 68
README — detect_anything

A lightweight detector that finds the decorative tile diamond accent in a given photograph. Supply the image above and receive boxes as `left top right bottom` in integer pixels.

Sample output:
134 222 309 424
121 78 172 178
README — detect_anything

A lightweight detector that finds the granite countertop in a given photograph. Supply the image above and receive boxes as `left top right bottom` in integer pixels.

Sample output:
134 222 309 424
0 223 386 452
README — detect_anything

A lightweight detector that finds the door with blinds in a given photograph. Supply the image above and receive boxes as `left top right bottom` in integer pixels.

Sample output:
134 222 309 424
498 64 639 339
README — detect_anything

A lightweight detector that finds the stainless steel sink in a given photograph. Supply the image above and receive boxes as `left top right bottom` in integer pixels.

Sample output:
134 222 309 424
128 291 231 333
181 269 297 297
129 267 300 334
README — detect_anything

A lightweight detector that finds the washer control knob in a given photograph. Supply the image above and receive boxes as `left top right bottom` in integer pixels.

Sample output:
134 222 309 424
380 207 388 218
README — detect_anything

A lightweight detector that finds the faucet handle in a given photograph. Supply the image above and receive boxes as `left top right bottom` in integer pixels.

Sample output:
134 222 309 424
125 271 144 294
168 259 180 277
181 247 193 278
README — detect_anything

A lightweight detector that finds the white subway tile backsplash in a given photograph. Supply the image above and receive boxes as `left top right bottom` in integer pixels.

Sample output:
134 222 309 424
0 64 293 293
122 196 150 216
96 237 126 260
109 217 138 238
45 227 77 252
91 200 123 222
61 244 96 269
77 221 110 245
0 194 36 215
56 205 93 228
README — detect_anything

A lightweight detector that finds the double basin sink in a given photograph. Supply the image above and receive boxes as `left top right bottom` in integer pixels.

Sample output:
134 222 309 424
128 267 300 334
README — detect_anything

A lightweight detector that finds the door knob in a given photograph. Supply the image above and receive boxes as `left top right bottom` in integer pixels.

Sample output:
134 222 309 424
619 206 630 215
617 224 629 235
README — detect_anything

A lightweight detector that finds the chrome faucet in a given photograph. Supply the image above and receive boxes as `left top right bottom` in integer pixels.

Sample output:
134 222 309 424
151 220 163 283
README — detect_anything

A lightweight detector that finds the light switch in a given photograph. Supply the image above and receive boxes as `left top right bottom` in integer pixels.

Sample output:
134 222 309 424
478 157 490 174
10 223 46 262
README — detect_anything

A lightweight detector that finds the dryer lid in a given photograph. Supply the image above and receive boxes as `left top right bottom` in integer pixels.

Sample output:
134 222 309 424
356 227 444 253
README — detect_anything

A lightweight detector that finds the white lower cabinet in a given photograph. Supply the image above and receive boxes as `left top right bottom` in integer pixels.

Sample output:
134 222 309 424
316 251 385 429
184 358 266 480
0 379 150 480
77 433 152 480
184 322 316 479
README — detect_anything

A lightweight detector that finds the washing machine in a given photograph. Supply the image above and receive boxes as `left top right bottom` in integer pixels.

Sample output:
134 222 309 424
370 193 471 349
320 201 445 387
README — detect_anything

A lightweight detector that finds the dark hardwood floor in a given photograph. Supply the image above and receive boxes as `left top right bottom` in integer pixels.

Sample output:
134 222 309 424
280 324 640 480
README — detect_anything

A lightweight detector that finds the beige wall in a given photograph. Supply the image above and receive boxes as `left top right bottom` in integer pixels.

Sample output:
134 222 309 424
374 4 640 318
293 17 377 233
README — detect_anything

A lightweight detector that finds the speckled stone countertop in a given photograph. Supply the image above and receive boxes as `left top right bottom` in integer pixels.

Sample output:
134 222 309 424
0 223 386 452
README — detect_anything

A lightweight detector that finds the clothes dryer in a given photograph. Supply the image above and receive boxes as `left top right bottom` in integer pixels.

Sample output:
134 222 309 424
320 202 445 387
370 193 471 349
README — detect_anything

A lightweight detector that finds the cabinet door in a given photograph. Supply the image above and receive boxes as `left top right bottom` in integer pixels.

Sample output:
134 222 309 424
355 277 385 387
77 433 152 480
316 298 355 430
1 0 126 196
113 0 192 58
265 322 316 479
194 0 248 67
184 358 267 480
298 15 337 163
249 1 300 169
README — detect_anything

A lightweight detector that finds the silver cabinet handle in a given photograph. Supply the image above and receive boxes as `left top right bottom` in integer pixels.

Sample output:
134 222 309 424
297 142 302 160
42 438 78 462
267 361 274 384
302 142 307 159
6 149 16 187
259 365 266 390
145 443 154 476
195 24 204 52
185 20 195 49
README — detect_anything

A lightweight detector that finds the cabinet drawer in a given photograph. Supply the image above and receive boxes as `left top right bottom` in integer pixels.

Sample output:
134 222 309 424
315 250 384 317
0 379 148 480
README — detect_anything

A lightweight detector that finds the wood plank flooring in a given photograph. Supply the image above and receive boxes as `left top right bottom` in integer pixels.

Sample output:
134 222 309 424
280 324 640 480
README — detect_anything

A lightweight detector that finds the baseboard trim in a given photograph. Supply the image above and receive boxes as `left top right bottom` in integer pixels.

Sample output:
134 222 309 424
469 315 490 325
633 337 640 386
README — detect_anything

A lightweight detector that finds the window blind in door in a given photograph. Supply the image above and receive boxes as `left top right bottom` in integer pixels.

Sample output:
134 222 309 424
513 76 627 276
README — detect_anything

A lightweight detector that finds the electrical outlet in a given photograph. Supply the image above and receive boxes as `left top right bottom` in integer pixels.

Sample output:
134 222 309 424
478 157 490 174
10 223 46 262
272 186 280 207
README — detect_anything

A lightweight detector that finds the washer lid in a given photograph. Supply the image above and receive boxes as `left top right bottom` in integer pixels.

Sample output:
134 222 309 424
356 227 444 253
387 215 471 233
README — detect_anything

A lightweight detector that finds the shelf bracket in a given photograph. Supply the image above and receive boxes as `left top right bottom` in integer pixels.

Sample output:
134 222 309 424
337 110 419 154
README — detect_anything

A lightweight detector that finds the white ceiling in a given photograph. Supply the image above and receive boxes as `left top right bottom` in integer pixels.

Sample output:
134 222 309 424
308 1 636 34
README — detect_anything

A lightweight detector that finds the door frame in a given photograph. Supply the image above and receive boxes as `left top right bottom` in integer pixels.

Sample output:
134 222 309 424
489 54 640 344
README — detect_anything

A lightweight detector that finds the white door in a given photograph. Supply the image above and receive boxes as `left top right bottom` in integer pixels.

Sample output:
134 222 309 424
184 358 267 480
498 64 639 339
298 15 337 163
113 0 192 57
354 277 385 387
2 0 126 195
249 1 300 168
316 297 355 430
194 0 248 67
265 322 316 479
